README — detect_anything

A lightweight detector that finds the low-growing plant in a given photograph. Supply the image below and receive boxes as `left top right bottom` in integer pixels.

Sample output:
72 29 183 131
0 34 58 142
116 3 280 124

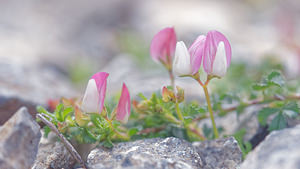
36 27 300 168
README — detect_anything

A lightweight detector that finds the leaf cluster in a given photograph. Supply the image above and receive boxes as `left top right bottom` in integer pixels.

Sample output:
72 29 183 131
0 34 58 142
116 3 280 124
37 99 128 148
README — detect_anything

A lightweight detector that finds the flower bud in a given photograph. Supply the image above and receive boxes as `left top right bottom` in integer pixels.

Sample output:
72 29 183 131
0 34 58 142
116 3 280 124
116 83 131 124
176 86 184 103
173 41 192 76
135 100 151 114
189 35 206 75
150 27 177 69
81 72 109 114
203 30 232 78
162 86 176 102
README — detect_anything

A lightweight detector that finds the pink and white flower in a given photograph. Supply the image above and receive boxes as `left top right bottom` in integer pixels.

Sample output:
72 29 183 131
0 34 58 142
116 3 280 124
203 30 232 78
81 72 108 114
173 35 206 76
81 72 131 123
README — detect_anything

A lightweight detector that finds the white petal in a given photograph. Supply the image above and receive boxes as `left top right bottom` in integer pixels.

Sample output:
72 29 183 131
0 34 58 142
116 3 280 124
81 79 99 113
173 41 192 76
211 42 227 77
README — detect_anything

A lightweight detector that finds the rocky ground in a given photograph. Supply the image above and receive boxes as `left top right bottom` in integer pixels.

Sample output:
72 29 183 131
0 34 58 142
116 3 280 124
1 107 300 169
1 0 300 168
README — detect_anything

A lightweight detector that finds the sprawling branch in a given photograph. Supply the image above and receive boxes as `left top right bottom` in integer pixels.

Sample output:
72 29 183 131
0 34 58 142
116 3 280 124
36 114 88 169
222 94 300 113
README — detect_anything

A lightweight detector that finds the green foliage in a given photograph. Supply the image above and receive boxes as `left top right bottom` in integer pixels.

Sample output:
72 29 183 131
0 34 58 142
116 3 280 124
253 71 285 90
233 128 252 158
130 92 207 141
36 100 130 147
257 101 299 131
37 56 300 162
208 62 299 158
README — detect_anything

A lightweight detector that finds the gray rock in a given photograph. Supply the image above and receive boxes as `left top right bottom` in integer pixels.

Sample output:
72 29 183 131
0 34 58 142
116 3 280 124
0 63 77 105
0 107 41 169
193 137 243 169
240 125 300 169
87 137 202 169
32 140 76 169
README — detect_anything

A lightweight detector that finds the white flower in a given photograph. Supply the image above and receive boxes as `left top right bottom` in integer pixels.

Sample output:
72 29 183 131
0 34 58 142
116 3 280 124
81 79 99 113
211 42 227 77
173 41 192 76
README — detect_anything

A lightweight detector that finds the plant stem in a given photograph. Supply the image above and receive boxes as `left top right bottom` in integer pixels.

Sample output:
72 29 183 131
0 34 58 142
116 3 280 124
223 94 300 113
107 119 130 141
202 85 219 138
187 126 206 141
168 69 185 125
36 114 88 169
175 101 184 123
168 69 175 88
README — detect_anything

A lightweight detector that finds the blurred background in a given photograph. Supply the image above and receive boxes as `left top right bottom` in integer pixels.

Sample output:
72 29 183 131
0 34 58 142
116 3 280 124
0 0 300 106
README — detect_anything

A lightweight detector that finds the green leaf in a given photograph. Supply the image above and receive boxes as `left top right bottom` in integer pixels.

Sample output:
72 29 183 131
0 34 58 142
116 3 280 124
55 103 64 122
112 120 121 128
257 108 279 126
82 128 98 143
62 107 74 121
102 138 113 148
138 93 148 100
128 128 139 137
36 106 55 119
203 124 213 139
43 126 51 138
252 83 269 90
252 71 285 91
233 128 252 158
282 102 299 118
268 113 287 131
90 114 108 130
267 71 284 87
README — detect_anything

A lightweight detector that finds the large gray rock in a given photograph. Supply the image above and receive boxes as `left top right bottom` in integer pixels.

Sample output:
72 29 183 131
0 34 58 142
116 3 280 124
32 141 76 169
241 125 300 169
193 137 243 169
87 137 202 169
0 107 41 169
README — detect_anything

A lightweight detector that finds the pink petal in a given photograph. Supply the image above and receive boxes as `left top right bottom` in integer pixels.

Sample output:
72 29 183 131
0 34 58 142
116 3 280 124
162 86 169 96
91 72 109 114
203 30 232 74
188 35 206 75
116 83 131 123
150 27 177 65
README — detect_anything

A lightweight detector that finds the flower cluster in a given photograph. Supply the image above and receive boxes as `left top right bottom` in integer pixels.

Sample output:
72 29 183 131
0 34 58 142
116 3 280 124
81 72 131 123
150 27 232 79
150 27 232 138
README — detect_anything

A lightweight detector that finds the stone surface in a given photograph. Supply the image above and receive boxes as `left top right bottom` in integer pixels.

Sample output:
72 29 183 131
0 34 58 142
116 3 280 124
241 125 300 169
193 137 243 169
32 138 76 169
87 137 202 169
0 63 78 105
0 107 41 169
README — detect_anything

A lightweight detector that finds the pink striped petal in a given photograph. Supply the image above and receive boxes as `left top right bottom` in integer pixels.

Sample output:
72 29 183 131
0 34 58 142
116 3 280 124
203 30 231 75
91 72 109 114
150 27 177 65
188 35 206 75
116 83 131 123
